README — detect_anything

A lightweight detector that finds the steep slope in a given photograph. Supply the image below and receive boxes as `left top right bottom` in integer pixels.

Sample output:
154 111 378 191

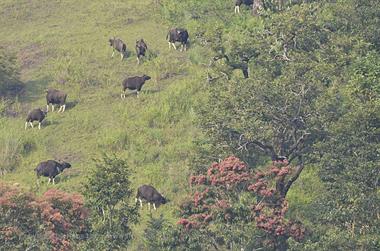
0 0 203 247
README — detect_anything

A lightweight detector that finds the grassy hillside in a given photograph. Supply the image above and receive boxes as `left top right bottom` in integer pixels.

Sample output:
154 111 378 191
0 0 204 247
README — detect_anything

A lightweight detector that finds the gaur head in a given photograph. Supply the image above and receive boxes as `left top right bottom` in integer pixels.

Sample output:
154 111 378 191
58 160 71 169
143 75 151 81
159 196 167 205
109 37 115 46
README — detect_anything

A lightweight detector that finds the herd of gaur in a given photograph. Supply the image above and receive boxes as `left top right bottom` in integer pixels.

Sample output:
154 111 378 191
25 1 252 210
25 27 189 210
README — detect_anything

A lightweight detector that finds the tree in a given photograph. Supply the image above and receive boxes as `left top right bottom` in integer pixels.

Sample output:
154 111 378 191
0 183 89 250
84 155 138 250
177 156 305 250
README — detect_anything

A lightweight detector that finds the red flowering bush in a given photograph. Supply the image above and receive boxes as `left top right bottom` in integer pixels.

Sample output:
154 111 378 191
179 156 306 249
0 183 90 251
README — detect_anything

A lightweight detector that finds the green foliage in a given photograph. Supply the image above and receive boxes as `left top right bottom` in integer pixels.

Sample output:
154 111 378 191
143 214 181 250
84 155 139 250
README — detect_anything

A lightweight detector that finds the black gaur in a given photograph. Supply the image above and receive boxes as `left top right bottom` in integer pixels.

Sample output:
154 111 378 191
35 160 71 184
46 88 67 112
121 75 151 98
135 185 167 210
166 28 189 51
25 108 47 130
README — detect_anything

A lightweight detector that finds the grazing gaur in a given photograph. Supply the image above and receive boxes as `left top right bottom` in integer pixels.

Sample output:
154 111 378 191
166 28 189 51
35 160 71 184
121 75 151 98
235 0 253 13
25 108 47 130
109 37 127 60
46 88 67 112
135 185 167 210
135 39 148 65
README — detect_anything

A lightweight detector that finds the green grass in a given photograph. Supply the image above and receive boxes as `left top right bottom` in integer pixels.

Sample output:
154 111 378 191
0 0 205 248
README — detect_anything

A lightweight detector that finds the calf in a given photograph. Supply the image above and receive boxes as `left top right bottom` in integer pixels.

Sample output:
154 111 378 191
109 37 127 60
135 39 148 65
235 0 253 13
35 160 71 184
46 88 67 112
166 28 189 51
135 185 167 210
121 75 151 98
25 108 47 130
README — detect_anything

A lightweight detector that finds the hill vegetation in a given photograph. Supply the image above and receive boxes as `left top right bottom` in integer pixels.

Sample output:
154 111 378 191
1 0 379 250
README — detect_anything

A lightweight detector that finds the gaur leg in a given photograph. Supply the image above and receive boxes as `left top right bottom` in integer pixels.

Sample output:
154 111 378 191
38 122 41 130
25 122 28 130
46 104 49 112
235 6 240 13
58 105 62 112
139 198 143 208
62 104 66 112
52 178 55 185
171 42 177 50
111 50 115 57
148 202 151 210
29 122 34 128
168 42 171 49
136 91 140 98
137 56 140 65
48 178 51 184
120 52 124 60
153 203 157 210
52 104 55 112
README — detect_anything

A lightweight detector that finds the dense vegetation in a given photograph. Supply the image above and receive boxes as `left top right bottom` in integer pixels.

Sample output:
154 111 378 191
0 0 379 250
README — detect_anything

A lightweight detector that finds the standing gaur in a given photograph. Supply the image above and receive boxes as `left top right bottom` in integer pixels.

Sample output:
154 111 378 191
135 38 148 65
46 88 67 112
121 75 151 98
35 160 71 184
135 185 167 210
25 108 47 130
109 37 127 60
166 28 189 51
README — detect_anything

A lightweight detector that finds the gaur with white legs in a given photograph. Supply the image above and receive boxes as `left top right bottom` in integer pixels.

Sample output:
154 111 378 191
46 88 67 113
35 160 71 185
135 185 167 210
121 75 151 98
136 38 148 65
25 108 47 130
166 28 189 52
109 37 127 60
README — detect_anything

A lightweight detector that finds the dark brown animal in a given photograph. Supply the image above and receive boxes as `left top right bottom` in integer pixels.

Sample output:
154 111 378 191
135 185 167 210
135 39 148 64
46 88 67 112
166 28 189 51
109 37 127 60
35 160 71 184
121 75 151 98
25 108 47 130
